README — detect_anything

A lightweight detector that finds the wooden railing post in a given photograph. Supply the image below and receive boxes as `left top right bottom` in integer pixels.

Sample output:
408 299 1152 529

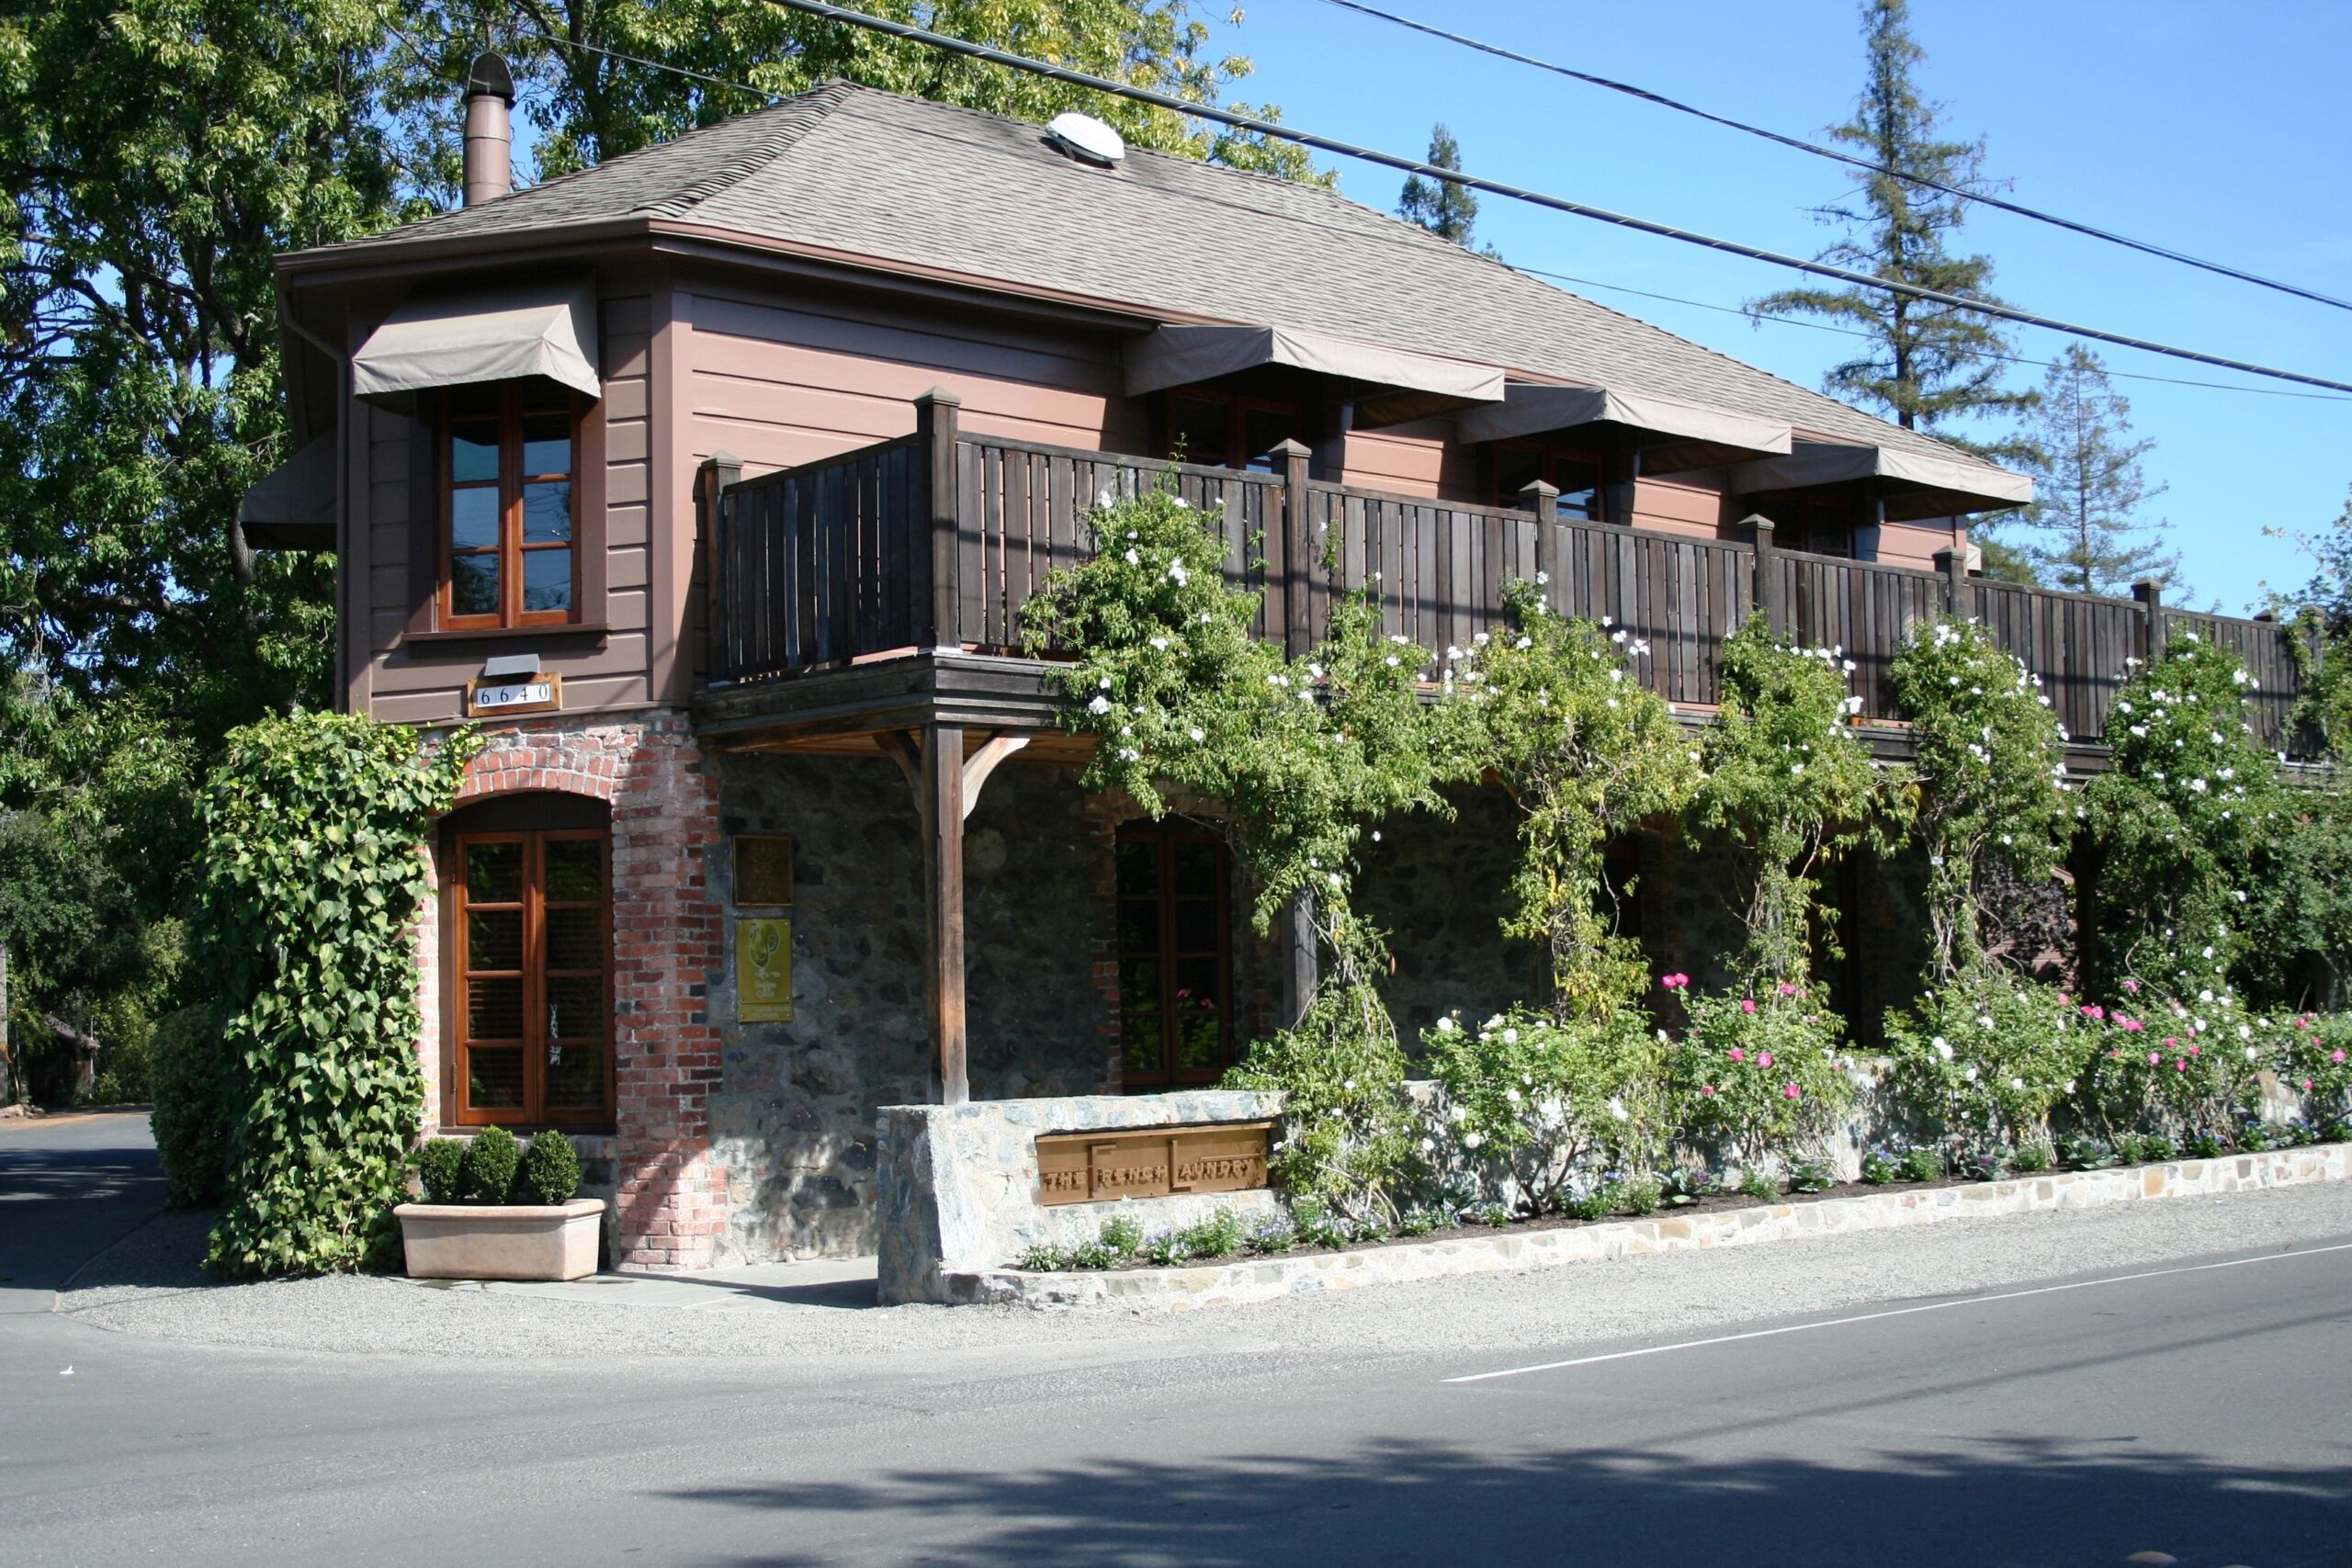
1743 513 1781 636
1521 479 1560 606
915 389 963 651
1933 546 1967 619
2132 578 2165 663
1268 438 1314 657
696 450 742 678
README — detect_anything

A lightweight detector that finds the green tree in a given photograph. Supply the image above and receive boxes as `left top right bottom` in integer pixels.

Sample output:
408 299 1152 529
387 1 1319 192
2010 344 2178 595
1745 0 2034 460
1397 122 1491 254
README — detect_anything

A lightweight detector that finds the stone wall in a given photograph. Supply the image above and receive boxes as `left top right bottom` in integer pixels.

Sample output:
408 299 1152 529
707 754 1158 1261
875 1089 1285 1304
1356 785 1538 1048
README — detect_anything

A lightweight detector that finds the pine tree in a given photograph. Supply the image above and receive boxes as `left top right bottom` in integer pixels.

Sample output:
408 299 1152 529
2008 344 2177 595
1398 123 1495 255
1746 0 2033 460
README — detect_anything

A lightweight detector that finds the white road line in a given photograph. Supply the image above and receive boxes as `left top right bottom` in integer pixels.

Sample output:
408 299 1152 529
1443 1237 2352 1384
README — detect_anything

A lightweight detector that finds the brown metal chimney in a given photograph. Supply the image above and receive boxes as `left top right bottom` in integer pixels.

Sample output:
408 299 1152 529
462 51 515 206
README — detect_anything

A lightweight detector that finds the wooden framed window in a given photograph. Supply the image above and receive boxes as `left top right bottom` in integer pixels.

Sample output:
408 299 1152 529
1489 441 1603 521
440 382 582 629
1758 491 1858 558
1115 824 1235 1089
452 827 613 1126
1165 391 1302 472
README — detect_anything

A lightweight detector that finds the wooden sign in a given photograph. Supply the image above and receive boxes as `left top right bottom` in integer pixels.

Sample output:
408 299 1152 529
1035 1121 1273 1207
732 834 795 907
736 917 793 1022
465 671 562 718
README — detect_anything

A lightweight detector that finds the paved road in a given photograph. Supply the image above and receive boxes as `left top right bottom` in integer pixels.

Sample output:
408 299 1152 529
5 1113 2349 1567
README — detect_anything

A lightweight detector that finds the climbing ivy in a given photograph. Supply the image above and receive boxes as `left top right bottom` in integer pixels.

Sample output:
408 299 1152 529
200 712 475 1277
1690 616 1892 987
1436 580 1699 1018
1888 617 2072 982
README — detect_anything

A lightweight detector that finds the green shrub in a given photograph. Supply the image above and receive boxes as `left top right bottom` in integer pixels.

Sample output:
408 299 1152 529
2184 1130 2228 1159
1899 1146 1947 1182
462 1125 522 1203
1016 1242 1069 1271
1097 1215 1144 1259
1883 972 2086 1156
1786 1157 1836 1193
1618 1175 1662 1214
1860 1148 1900 1185
200 713 475 1277
1664 984 1855 1169
1470 1201 1514 1227
1174 1208 1248 1260
1248 1214 1298 1253
147 1004 231 1209
1565 1184 1616 1221
2008 1141 2052 1174
1396 1207 1442 1237
1658 1167 1718 1206
1067 1238 1125 1269
413 1139 466 1204
1141 1229 1189 1267
1736 1168 1781 1201
1421 1005 1666 1213
2058 1133 2113 1170
516 1132 582 1205
1291 1200 1358 1249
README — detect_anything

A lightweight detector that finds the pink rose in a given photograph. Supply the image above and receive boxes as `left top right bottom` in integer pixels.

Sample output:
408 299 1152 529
1778 982 1796 997
2164 1037 2177 1049
1729 1047 1747 1064
2303 1078 2315 1091
1740 999 1758 1015
1758 1051 1775 1068
2123 979 2141 994
2058 993 2072 1007
2334 1049 2346 1064
1702 1084 1716 1097
2148 1051 2162 1065
1782 1083 1802 1100
2175 1059 2188 1072
2189 1043 2200 1057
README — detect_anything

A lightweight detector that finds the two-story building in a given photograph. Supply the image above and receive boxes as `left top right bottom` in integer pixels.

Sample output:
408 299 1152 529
243 62 2303 1267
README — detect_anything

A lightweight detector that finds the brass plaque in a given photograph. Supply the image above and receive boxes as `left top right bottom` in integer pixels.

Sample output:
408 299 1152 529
1035 1121 1272 1207
465 671 562 718
733 834 795 907
736 917 793 1022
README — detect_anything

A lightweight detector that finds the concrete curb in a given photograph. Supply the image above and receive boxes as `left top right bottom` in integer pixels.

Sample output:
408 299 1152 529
944 1143 2352 1311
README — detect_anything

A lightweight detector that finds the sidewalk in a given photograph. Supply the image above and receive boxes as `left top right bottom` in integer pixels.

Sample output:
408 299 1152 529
395 1257 877 1312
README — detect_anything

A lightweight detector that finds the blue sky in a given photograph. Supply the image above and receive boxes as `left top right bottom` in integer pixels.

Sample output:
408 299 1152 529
1203 0 2352 613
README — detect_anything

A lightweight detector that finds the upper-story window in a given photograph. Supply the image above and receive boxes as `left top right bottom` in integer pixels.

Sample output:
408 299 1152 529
1488 441 1602 521
1758 491 1858 558
1165 391 1302 472
441 382 582 628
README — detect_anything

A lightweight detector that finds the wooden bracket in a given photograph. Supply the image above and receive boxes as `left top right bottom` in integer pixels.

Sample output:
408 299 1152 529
876 728 1030 820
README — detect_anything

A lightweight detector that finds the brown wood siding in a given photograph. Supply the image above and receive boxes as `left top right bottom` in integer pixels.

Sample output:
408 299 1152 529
356 290 658 727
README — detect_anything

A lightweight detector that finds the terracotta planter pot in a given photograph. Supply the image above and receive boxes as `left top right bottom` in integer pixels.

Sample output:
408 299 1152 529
395 1198 605 1281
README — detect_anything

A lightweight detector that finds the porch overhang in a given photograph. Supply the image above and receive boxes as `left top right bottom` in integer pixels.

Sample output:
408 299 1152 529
1125 322 1506 428
1732 439 2033 521
1454 383 1792 473
352 277 602 403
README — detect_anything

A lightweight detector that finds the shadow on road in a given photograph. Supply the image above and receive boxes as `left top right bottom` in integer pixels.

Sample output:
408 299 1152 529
667 1435 2352 1568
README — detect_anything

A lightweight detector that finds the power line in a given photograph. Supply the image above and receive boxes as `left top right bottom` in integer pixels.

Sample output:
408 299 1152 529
1512 264 2352 404
754 0 2352 397
1319 0 2352 317
508 26 786 101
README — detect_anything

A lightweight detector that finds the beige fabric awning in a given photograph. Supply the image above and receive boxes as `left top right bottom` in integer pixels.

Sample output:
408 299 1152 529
238 435 336 551
1731 439 2033 520
1125 322 1505 426
352 279 600 401
1454 383 1792 472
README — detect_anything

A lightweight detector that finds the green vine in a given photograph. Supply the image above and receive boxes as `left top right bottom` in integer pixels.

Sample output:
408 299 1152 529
200 712 476 1277
1435 580 1699 1019
1690 616 1892 988
1888 617 2072 982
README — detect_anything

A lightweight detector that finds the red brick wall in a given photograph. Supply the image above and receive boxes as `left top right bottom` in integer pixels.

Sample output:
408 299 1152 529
426 711 731 1269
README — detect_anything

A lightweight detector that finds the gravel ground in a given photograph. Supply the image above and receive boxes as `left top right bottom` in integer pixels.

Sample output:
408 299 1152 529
54 1180 2352 1365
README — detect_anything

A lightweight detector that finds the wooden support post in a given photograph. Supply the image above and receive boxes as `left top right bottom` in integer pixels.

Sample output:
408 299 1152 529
921 723 968 1105
1521 479 1560 608
2132 578 2165 663
1744 513 1781 636
1933 545 1967 619
1269 438 1314 658
1278 893 1318 1032
696 450 741 675
916 389 963 652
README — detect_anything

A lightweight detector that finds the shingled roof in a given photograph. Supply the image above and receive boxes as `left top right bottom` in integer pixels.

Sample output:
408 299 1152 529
294 80 2012 480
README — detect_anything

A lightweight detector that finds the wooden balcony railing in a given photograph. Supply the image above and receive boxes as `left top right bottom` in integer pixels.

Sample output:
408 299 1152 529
705 392 2311 753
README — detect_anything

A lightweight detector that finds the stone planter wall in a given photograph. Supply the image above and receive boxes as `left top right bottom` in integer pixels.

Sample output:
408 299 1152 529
395 1197 607 1282
944 1142 2352 1311
876 1089 1285 1305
